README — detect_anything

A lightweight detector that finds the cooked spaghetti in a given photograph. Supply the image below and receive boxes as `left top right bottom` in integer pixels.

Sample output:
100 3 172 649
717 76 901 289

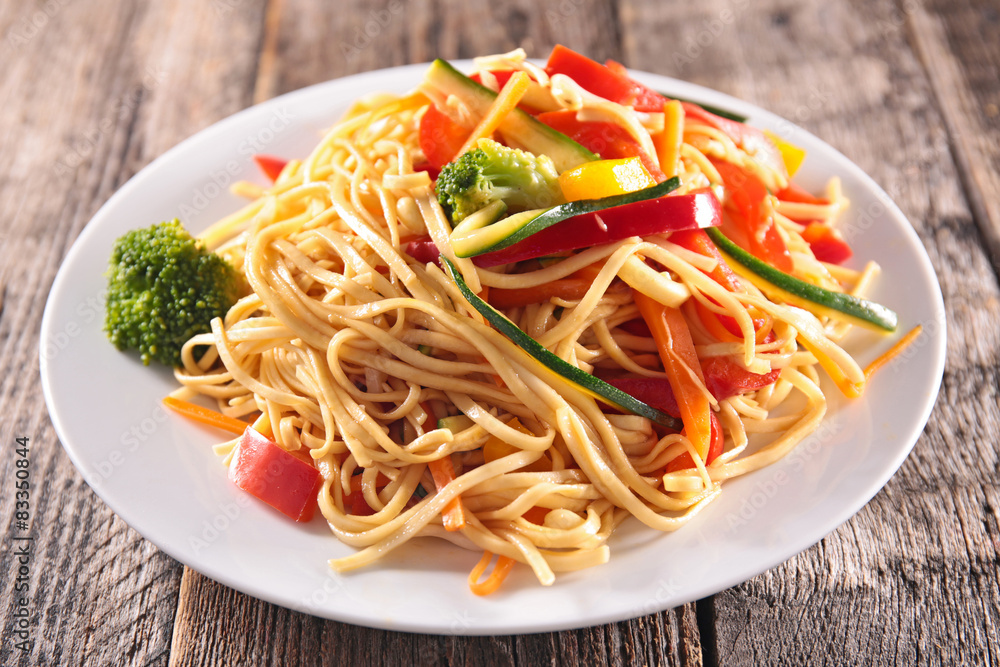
167 47 906 593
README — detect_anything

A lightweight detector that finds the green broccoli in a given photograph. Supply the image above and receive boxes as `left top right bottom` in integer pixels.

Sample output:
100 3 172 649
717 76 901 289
435 138 564 223
105 219 240 366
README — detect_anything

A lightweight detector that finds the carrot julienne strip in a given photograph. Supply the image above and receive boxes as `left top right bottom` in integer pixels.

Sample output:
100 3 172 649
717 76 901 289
163 396 248 435
456 71 531 156
428 456 467 531
655 100 685 179
635 292 713 459
864 325 922 382
468 551 516 596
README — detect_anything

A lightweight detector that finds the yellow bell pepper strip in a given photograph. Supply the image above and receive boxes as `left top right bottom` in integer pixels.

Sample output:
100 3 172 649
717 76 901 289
557 157 655 201
469 551 516 596
654 100 685 179
456 71 531 157
763 130 806 178
163 396 250 435
634 292 713 460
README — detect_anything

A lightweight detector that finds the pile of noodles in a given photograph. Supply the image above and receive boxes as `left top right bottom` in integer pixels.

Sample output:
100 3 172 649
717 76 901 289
171 50 880 588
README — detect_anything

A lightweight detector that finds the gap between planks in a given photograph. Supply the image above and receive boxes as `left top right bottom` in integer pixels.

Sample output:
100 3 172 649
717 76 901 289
906 3 1000 281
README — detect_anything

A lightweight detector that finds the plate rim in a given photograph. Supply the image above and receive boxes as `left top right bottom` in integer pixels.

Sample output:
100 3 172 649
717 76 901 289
39 60 947 635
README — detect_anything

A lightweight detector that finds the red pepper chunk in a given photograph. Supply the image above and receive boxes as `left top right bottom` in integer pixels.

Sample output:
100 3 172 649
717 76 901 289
710 159 794 273
253 154 289 183
669 228 742 292
801 222 853 264
699 356 781 401
546 46 640 107
474 188 721 267
229 427 320 522
536 110 666 182
419 104 470 169
603 59 671 112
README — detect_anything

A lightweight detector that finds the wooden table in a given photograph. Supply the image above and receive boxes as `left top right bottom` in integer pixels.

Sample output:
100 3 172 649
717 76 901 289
2 0 997 664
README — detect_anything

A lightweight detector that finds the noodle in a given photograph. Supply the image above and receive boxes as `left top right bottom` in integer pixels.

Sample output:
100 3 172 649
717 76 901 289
172 50 896 592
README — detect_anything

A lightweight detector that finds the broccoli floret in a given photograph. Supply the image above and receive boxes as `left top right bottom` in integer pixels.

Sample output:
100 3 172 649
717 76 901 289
105 219 240 366
435 138 563 223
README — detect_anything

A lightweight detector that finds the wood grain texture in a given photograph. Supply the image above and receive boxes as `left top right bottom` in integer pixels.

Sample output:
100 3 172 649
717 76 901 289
910 0 1000 275
165 1 703 664
0 0 266 665
1 0 998 664
169 568 702 667
620 0 999 664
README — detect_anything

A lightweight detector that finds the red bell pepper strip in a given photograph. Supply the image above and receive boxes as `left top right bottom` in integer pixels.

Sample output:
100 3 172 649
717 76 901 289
474 188 721 267
776 181 828 206
545 47 783 176
229 427 321 522
546 46 640 106
669 228 742 292
343 472 392 516
670 229 778 342
603 59 671 112
253 155 288 183
405 238 443 266
618 318 652 337
666 413 724 473
801 222 853 264
419 104 471 169
536 110 666 182
710 159 793 273
700 356 781 401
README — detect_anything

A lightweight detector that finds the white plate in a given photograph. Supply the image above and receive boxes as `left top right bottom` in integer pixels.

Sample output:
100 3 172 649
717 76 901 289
40 62 946 634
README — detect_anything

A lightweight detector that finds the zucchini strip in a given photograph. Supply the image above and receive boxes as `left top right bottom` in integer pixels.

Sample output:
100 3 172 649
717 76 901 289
452 177 681 258
705 228 897 332
441 257 683 431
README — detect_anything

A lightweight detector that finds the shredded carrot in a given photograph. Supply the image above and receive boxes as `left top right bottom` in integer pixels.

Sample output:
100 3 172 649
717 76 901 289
654 100 685 179
428 456 467 531
163 396 249 435
522 506 550 525
865 325 922 382
456 71 531 156
468 551 516 596
635 292 713 458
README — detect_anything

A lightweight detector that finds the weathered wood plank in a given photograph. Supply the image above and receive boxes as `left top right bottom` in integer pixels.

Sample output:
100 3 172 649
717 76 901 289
169 568 701 667
909 0 1000 276
163 1 703 664
0 0 266 665
5 0 998 664
619 0 999 664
